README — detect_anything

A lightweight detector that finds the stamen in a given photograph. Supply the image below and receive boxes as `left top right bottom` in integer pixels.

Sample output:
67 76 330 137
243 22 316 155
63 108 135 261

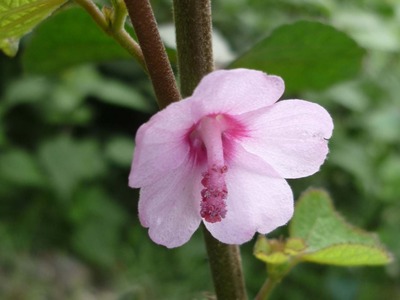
197 116 229 223
200 165 228 223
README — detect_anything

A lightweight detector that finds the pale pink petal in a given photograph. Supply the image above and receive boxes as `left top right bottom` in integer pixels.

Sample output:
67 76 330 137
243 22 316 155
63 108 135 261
192 69 284 115
139 159 203 248
238 100 333 179
129 98 197 187
205 145 293 244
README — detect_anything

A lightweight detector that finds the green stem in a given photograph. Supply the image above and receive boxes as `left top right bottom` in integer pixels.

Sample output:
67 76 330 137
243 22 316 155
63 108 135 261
124 0 181 108
110 0 127 31
255 277 280 300
256 259 300 300
203 226 248 300
75 0 146 71
173 1 247 298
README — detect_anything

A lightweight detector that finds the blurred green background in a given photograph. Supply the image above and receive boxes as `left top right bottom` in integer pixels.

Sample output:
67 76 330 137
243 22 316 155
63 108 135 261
1 0 400 299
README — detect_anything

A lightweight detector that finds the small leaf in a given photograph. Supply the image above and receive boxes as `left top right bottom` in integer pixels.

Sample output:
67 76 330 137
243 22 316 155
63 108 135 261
229 21 365 94
254 236 289 264
254 235 306 265
22 8 133 73
0 0 67 56
290 189 392 266
285 238 306 255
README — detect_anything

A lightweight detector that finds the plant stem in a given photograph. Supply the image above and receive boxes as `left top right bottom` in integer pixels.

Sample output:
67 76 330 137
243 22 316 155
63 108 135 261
75 0 146 70
255 277 279 300
124 0 181 108
203 226 248 300
173 1 247 298
173 0 214 97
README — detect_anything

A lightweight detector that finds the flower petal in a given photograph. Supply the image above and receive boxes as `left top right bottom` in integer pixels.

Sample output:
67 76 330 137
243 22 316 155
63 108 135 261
192 69 284 115
238 100 333 179
129 98 196 187
139 159 202 248
205 145 293 244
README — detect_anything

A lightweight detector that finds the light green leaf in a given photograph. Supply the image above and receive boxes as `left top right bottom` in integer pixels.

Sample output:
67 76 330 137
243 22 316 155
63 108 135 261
229 21 365 94
302 244 391 266
290 189 392 266
0 0 67 56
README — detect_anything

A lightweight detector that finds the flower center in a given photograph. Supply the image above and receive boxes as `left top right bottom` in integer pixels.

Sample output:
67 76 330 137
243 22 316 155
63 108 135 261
196 116 228 223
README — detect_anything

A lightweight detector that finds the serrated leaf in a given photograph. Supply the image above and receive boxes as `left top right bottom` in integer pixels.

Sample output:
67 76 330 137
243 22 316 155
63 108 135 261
290 189 392 266
0 0 67 56
22 8 133 73
229 21 365 94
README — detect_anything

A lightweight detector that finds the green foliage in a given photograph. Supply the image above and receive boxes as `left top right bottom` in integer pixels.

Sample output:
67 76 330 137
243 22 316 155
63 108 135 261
230 20 365 94
105 136 135 167
22 7 133 73
69 187 128 268
0 149 45 187
39 135 106 199
0 0 66 56
254 189 392 298
255 190 391 268
290 189 391 266
1 0 400 299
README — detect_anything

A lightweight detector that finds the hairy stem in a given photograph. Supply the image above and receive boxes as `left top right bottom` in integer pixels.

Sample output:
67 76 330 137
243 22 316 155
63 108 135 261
173 0 214 97
75 0 146 70
124 0 181 108
173 0 247 298
203 226 248 300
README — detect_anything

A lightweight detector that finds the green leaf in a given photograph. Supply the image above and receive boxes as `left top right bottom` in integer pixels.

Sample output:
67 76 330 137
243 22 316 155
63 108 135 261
301 244 391 266
22 8 132 73
0 148 46 187
38 135 106 199
0 0 67 56
105 136 135 167
229 21 365 94
70 187 127 268
290 189 392 266
51 66 155 112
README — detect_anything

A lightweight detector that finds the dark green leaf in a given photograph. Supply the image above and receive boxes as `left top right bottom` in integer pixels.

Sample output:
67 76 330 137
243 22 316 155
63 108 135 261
230 21 365 94
22 8 132 73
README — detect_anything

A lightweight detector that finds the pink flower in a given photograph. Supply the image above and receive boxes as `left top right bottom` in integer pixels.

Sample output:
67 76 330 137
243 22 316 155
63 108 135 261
129 69 333 248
